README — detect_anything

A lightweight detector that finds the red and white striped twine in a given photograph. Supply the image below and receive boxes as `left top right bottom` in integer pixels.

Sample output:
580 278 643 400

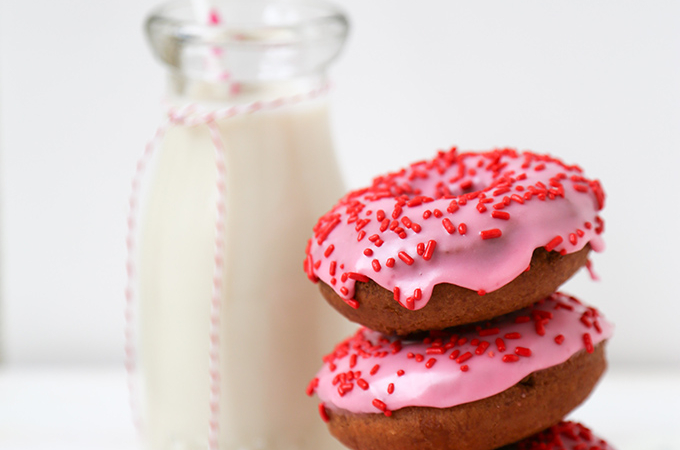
125 83 330 450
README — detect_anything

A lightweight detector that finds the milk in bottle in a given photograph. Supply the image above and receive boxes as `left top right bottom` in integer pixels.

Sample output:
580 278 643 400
133 2 351 449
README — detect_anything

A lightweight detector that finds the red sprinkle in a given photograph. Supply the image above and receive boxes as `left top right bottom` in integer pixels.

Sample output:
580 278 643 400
580 315 593 328
306 378 319 396
555 334 565 345
475 341 490 355
423 239 437 261
345 298 359 309
515 347 532 357
398 251 415 265
535 320 546 336
387 383 394 394
318 403 330 422
447 200 459 213
324 245 335 257
555 302 574 311
370 364 380 376
491 211 510 220
505 332 522 339
356 378 369 390
480 228 502 240
372 259 381 272
458 223 467 234
594 320 602 333
386 258 396 268
502 354 520 363
392 205 402 219
583 333 594 353
442 218 456 234
348 272 369 282
338 383 352 396
372 399 387 412
393 287 400 301
533 309 553 320
363 248 373 256
397 370 405 377
425 358 437 369
510 194 524 204
349 354 357 368
495 337 506 352
460 365 469 372
545 235 563 252
449 349 460 360
456 351 473 364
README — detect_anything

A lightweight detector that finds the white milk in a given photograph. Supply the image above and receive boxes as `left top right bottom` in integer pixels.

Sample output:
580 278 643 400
137 92 351 450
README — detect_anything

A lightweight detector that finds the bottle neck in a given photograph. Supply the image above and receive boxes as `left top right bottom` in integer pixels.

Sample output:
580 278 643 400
166 71 328 107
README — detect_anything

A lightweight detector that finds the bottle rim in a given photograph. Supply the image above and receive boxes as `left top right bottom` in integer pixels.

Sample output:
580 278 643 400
146 0 349 50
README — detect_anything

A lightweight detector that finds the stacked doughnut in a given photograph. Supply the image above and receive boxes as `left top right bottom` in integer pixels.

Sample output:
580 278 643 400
304 148 614 450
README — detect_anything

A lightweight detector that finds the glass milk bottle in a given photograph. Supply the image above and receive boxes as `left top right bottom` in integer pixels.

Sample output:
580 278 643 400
128 2 350 449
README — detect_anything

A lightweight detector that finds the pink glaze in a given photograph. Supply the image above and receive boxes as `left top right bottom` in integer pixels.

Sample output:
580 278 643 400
309 293 612 414
304 149 605 310
510 421 616 450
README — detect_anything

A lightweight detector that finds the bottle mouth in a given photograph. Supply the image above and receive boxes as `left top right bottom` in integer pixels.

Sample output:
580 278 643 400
146 0 349 82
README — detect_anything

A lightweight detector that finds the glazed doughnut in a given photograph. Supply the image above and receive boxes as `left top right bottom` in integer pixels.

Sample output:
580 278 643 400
305 148 605 335
501 421 615 450
307 293 612 450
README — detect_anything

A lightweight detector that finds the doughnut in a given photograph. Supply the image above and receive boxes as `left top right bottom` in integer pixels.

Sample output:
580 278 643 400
307 293 612 450
304 148 605 335
501 421 615 450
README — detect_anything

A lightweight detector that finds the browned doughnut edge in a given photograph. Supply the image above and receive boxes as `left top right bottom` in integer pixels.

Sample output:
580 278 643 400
325 342 607 450
319 245 591 336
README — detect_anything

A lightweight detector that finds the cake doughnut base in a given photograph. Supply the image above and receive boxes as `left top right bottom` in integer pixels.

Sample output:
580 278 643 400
320 246 591 336
325 342 606 450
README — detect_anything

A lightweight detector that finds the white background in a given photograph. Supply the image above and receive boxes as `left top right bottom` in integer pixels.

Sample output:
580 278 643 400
1 0 679 371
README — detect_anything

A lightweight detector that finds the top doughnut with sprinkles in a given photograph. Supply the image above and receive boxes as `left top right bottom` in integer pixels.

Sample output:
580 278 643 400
305 148 605 334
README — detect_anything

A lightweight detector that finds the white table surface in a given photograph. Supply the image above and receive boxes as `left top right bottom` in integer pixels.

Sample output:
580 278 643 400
1 365 678 450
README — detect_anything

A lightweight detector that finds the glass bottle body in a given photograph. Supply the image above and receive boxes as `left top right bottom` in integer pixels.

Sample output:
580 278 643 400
136 3 350 449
